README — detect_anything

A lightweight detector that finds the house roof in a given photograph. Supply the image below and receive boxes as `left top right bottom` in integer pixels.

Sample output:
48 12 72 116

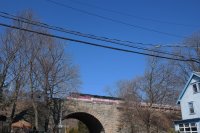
177 72 200 104
12 120 31 128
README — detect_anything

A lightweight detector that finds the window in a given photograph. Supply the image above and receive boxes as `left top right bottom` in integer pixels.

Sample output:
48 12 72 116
192 82 200 93
193 84 198 93
178 123 197 133
188 102 195 114
198 83 200 92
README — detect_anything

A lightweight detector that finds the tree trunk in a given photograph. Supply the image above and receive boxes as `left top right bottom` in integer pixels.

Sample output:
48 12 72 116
30 83 39 129
8 80 21 133
53 125 59 133
32 100 38 129
0 88 3 105
8 102 16 133
146 124 150 133
0 74 6 107
30 61 39 129
45 118 49 132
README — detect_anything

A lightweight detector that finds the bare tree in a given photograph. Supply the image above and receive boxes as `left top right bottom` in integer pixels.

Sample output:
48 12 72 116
0 28 22 108
8 46 27 133
0 17 29 132
172 31 200 83
0 11 80 133
26 30 79 132
117 57 178 133
22 12 43 130
117 80 142 133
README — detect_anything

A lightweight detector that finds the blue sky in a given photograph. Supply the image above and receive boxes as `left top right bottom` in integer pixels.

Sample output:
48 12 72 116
1 0 200 96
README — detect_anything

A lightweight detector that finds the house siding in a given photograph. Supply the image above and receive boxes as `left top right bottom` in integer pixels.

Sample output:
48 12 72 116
181 78 200 120
198 122 200 133
175 73 200 133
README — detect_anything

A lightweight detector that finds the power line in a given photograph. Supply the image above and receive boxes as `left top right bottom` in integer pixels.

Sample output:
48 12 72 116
68 0 198 28
1 11 190 48
45 0 186 38
0 12 185 58
0 22 199 63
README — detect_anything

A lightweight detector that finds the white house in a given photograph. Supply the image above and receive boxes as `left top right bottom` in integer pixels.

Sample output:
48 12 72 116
174 72 200 133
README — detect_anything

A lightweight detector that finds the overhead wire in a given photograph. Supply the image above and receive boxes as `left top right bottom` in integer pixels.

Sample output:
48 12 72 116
0 11 185 58
45 0 186 38
0 12 189 58
0 22 199 63
0 11 191 48
68 0 198 28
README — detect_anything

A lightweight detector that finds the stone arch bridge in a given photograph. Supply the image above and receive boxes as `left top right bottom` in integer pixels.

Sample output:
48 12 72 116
62 93 180 133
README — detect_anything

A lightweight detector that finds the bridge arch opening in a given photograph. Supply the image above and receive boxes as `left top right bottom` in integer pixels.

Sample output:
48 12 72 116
63 112 105 133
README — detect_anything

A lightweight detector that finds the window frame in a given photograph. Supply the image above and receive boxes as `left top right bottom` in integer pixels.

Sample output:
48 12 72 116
197 82 200 92
178 123 197 133
188 102 195 114
193 84 198 93
191 82 200 93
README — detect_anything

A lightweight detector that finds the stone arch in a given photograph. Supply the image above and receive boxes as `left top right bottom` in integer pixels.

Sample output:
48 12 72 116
63 112 105 133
